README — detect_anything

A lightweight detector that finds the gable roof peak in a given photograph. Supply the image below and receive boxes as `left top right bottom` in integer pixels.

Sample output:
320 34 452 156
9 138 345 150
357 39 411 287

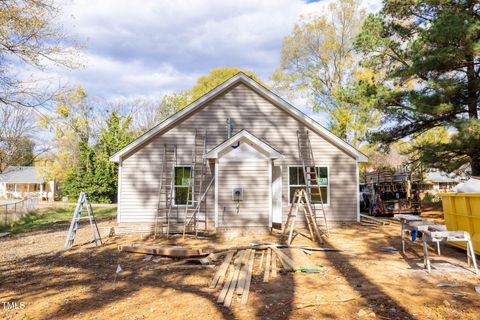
109 73 367 163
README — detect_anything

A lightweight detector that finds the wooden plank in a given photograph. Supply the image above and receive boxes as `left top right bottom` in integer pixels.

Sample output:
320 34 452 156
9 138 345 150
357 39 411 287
223 250 246 307
213 244 271 254
258 250 265 275
159 264 215 270
263 248 272 282
210 250 235 289
217 257 238 303
360 214 389 225
270 246 296 271
241 250 256 305
271 251 277 278
118 244 210 257
236 249 252 295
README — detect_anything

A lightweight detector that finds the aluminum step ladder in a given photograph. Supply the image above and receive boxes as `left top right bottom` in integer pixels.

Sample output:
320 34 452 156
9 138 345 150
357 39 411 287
64 192 102 250
297 130 329 236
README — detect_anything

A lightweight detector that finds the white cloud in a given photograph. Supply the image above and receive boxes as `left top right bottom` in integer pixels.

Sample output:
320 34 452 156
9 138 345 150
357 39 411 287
30 0 381 107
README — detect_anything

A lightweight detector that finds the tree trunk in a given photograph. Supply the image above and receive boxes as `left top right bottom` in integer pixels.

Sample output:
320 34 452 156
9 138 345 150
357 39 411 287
470 158 480 177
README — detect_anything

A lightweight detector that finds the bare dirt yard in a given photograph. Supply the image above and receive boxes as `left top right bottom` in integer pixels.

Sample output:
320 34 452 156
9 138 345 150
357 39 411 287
1 212 479 320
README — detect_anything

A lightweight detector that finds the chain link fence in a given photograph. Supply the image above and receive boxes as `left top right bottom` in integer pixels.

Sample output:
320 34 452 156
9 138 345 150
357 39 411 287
0 197 38 226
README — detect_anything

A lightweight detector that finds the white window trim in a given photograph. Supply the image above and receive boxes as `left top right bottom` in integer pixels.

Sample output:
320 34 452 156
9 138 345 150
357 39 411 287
287 165 330 206
172 165 194 207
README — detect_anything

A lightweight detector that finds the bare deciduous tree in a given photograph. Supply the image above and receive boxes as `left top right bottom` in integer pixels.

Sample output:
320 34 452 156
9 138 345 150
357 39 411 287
0 0 81 108
0 105 37 172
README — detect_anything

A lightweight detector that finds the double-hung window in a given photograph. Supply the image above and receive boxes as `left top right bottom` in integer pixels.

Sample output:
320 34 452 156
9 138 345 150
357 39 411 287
288 166 329 204
173 166 192 206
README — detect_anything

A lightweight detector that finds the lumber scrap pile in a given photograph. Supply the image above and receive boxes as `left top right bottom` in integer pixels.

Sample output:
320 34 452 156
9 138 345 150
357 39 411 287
360 214 389 226
118 244 210 258
119 243 341 306
211 245 307 306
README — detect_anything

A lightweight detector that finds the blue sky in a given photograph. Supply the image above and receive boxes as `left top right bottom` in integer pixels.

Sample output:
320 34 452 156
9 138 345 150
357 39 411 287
34 0 381 121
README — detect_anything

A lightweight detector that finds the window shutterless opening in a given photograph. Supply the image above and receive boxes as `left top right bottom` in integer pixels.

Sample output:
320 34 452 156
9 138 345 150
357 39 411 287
173 166 193 206
288 166 329 205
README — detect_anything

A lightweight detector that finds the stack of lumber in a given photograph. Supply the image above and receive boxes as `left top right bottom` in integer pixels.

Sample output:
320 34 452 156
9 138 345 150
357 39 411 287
119 243 341 306
359 214 389 226
213 249 256 307
118 244 210 258
211 245 304 306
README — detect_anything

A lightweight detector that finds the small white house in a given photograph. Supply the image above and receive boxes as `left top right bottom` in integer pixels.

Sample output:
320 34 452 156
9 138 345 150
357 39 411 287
0 166 54 200
425 171 464 193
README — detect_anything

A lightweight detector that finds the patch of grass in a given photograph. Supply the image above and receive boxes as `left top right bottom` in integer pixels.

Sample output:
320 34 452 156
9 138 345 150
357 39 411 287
0 206 117 235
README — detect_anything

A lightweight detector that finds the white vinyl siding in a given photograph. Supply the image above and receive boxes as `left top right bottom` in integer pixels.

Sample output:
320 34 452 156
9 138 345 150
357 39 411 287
119 83 358 226
218 160 269 227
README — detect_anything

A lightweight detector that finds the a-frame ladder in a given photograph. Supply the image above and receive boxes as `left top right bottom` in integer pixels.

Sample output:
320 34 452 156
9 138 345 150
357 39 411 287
154 144 177 238
297 130 329 236
282 189 323 244
64 192 102 250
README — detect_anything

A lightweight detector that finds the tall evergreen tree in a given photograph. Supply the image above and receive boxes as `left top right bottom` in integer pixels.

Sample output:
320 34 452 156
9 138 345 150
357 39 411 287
355 0 480 175
62 112 133 203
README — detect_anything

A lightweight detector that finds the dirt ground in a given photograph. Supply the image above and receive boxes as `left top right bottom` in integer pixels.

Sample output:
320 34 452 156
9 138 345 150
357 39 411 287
1 212 479 320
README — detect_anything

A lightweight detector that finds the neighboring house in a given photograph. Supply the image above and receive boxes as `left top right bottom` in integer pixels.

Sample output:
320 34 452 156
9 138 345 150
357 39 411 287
110 73 367 232
425 171 464 193
0 166 55 200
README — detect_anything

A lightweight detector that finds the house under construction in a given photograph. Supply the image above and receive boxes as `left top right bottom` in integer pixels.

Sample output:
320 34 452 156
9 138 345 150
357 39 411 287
109 73 368 235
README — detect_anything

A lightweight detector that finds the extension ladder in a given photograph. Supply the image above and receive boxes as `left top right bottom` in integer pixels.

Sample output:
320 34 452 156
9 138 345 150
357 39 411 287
297 130 329 236
154 144 177 238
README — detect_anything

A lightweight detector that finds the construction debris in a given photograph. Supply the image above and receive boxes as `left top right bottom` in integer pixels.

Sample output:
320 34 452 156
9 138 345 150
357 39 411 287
218 251 244 307
210 251 235 288
215 249 276 306
213 243 342 253
156 258 215 270
118 244 210 257
299 267 323 273
241 250 255 304
295 296 360 309
270 246 297 271
360 213 389 225
436 283 465 288
379 246 398 253
271 252 277 278
143 255 153 261
263 248 272 282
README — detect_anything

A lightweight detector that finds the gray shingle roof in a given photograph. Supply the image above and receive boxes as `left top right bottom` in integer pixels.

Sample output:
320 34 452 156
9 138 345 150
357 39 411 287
0 166 47 183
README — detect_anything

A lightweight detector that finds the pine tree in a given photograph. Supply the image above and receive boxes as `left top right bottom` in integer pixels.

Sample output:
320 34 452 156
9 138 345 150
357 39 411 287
355 0 480 175
62 112 133 203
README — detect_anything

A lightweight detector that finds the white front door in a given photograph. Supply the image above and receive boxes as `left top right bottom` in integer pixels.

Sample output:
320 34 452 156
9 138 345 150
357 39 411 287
272 165 282 225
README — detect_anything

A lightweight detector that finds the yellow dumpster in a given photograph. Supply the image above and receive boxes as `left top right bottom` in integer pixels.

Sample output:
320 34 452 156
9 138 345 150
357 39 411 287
440 193 480 254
